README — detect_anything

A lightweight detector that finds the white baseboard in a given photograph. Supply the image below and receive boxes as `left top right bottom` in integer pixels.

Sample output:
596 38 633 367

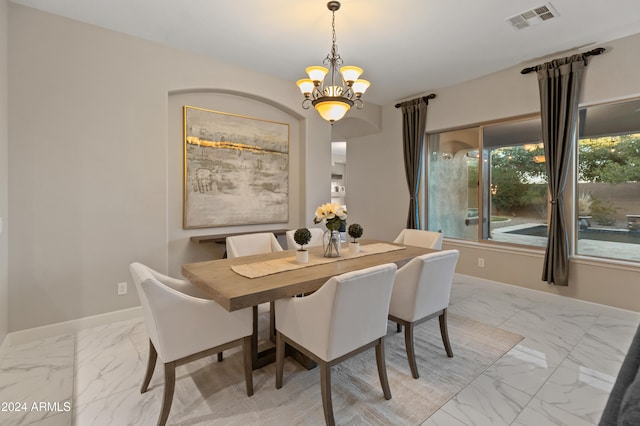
3 306 143 348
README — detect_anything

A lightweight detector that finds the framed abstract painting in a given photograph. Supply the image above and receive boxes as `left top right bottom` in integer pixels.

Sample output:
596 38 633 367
183 106 289 228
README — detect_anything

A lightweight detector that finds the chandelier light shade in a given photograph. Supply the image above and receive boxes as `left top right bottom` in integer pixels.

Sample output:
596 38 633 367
297 1 370 123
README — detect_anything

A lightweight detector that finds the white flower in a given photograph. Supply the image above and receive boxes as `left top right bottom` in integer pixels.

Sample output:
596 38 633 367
314 205 329 221
313 202 347 225
334 204 347 220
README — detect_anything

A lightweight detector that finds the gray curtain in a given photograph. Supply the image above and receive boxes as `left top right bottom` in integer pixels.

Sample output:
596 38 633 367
400 98 428 229
537 55 587 286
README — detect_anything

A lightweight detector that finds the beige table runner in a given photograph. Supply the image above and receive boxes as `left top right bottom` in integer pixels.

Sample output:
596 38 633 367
231 242 406 279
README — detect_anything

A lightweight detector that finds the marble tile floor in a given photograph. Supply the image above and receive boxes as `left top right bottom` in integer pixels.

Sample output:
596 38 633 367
1 273 638 425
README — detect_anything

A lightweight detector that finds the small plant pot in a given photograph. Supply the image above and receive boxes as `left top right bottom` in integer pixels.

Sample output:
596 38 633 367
351 242 360 254
296 250 309 264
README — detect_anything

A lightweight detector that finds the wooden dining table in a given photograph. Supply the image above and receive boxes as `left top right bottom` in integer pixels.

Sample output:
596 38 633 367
181 239 435 369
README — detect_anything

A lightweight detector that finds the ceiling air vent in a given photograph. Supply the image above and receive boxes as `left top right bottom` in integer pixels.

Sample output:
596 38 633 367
506 3 558 30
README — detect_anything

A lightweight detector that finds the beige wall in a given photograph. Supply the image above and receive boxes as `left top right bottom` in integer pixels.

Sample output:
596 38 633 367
346 103 407 242
447 241 640 311
7 4 331 331
1 0 9 344
349 32 640 312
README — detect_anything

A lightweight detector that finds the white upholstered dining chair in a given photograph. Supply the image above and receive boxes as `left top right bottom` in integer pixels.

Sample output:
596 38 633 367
226 232 284 348
226 232 283 258
129 262 253 426
274 263 398 426
393 228 443 250
285 227 324 250
388 249 460 379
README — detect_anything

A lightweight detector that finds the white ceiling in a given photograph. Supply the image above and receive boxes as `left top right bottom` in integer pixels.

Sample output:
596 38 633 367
11 0 640 105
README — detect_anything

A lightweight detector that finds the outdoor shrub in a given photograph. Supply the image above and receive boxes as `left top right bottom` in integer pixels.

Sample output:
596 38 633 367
578 192 593 215
590 198 619 226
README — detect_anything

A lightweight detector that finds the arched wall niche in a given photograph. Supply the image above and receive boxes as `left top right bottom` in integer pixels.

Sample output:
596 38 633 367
166 89 303 277
169 88 305 120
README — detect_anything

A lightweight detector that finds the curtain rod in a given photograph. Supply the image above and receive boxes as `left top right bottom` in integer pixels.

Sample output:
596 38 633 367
394 94 436 108
520 47 606 74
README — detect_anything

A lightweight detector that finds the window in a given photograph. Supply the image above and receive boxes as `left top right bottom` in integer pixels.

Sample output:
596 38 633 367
424 119 549 246
425 127 480 240
576 99 640 262
482 118 548 247
423 99 640 264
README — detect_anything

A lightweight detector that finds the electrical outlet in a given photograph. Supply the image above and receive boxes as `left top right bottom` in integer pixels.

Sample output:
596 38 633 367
478 258 485 268
117 282 128 295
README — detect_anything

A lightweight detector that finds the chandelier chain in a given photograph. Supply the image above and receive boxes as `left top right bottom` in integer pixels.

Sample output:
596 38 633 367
326 8 342 91
331 10 337 59
296 1 368 123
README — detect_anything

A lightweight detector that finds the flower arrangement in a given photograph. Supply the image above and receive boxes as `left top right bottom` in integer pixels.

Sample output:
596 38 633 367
313 202 347 231
348 223 363 243
293 228 312 251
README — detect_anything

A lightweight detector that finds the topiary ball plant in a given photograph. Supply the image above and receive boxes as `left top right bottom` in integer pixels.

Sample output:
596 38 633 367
293 228 312 250
348 223 364 243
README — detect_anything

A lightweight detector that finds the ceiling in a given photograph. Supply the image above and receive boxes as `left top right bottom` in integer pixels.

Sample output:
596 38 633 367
11 0 640 105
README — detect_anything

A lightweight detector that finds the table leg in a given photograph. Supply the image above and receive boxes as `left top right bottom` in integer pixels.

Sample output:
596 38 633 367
250 304 316 371
251 305 276 370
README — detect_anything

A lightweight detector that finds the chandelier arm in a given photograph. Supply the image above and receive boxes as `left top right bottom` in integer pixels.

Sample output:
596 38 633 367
301 98 312 110
311 85 322 100
344 85 355 100
354 98 364 109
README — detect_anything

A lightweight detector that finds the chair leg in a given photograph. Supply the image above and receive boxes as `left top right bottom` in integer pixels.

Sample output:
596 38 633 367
158 362 176 426
217 352 223 362
275 331 285 389
320 361 335 426
396 323 402 333
375 338 392 400
141 339 157 393
439 309 454 358
242 336 253 396
404 322 419 379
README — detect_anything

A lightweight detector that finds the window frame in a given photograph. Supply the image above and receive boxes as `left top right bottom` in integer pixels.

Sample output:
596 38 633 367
573 96 640 263
422 113 547 248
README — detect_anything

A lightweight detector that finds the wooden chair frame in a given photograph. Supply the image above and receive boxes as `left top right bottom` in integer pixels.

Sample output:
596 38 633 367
389 307 453 379
275 331 391 426
141 336 253 426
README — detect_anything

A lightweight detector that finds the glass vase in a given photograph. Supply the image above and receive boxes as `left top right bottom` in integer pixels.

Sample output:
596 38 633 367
323 229 341 258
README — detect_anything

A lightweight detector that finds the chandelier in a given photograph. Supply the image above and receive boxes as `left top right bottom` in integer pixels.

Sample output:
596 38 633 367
296 1 370 123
